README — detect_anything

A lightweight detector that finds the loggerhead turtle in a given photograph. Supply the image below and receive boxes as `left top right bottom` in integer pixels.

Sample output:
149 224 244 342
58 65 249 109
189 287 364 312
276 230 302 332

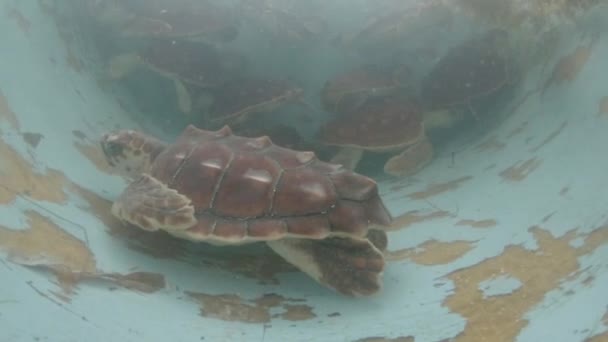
420 28 512 122
89 0 239 43
107 39 245 114
100 124 393 296
204 77 304 128
321 64 412 114
317 96 442 177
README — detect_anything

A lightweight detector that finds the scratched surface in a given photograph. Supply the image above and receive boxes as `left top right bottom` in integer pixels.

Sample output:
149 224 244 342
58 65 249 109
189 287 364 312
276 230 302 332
0 1 607 342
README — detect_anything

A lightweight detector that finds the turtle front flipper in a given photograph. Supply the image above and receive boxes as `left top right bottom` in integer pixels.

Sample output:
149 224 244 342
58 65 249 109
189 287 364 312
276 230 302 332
384 138 434 177
266 235 385 297
172 78 192 114
330 147 364 171
111 174 196 232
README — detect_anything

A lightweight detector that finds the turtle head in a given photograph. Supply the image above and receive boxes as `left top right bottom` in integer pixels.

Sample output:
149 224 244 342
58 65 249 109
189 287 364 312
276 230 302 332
100 129 166 179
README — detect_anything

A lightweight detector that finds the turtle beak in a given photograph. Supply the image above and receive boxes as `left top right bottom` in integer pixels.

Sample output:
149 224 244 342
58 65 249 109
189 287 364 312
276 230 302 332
100 133 123 167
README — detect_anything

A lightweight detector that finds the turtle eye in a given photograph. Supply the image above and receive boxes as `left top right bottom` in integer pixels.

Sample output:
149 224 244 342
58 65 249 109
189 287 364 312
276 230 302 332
102 141 123 157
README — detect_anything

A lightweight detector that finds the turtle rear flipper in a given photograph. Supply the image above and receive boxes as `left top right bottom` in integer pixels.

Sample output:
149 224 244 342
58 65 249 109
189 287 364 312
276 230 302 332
266 235 385 297
112 174 196 232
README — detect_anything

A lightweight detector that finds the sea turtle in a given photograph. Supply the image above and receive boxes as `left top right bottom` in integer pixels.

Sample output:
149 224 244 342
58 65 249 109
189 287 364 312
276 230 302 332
336 2 450 56
100 124 393 296
204 78 304 128
321 64 412 114
240 0 328 45
88 0 239 43
107 39 245 114
317 96 437 177
420 28 512 122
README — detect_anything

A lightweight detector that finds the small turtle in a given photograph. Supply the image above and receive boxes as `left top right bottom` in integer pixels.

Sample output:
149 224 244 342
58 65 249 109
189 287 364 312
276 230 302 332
240 0 328 45
107 39 245 114
420 29 512 122
321 64 412 114
204 78 304 128
100 124 392 296
336 2 450 55
89 0 239 43
317 96 435 177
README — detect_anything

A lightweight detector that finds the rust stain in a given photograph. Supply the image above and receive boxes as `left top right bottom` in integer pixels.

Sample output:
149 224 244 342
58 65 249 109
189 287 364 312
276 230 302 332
0 139 68 204
0 89 20 130
386 240 475 265
456 219 497 229
7 7 31 35
443 225 608 342
543 42 595 93
476 136 506 152
0 211 96 274
355 336 414 342
499 158 542 182
21 132 44 148
389 210 452 231
187 292 314 324
530 121 568 152
280 304 316 321
598 96 608 118
74 140 115 174
408 176 473 200
0 209 165 298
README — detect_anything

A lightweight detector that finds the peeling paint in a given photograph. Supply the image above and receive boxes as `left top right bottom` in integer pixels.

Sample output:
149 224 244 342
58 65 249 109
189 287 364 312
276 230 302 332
389 210 452 231
543 41 595 93
443 226 608 341
476 136 506 152
0 139 68 204
0 210 165 299
187 292 314 324
499 158 542 182
408 176 473 200
386 240 475 265
456 219 498 229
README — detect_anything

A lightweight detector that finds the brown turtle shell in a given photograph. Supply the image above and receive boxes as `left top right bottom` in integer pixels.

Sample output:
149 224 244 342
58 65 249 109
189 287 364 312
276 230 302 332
141 40 226 88
317 96 425 151
124 1 238 42
421 29 509 109
206 78 303 125
148 125 392 242
321 64 403 114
